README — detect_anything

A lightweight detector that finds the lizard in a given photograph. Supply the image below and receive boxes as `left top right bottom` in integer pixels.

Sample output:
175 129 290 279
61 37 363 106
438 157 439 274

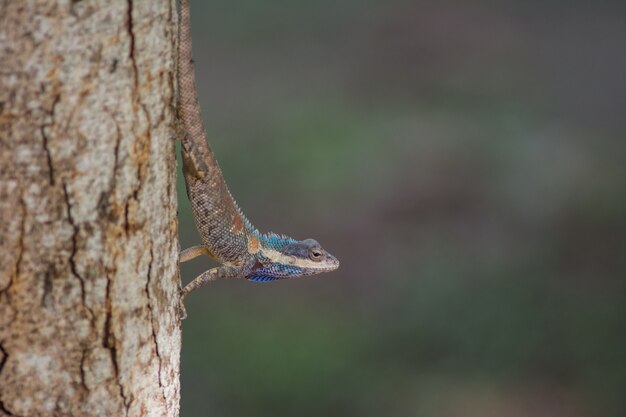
177 0 340 319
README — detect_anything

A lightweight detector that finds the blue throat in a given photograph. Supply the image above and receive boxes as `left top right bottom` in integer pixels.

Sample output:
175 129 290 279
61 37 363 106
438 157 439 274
246 233 302 282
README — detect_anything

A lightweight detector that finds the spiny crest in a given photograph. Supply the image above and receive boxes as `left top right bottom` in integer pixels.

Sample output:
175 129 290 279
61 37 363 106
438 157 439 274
227 192 257 234
259 232 297 250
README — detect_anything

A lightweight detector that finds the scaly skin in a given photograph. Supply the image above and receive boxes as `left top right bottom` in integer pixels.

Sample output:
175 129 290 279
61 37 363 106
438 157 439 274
177 0 339 319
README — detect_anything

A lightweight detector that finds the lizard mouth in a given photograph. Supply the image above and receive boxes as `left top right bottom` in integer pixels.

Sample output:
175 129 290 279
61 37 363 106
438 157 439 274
326 255 340 270
310 254 340 274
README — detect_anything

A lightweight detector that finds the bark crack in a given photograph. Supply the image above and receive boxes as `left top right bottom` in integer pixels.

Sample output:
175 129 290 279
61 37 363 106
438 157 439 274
14 199 26 281
125 0 152 238
0 399 17 417
40 93 60 186
144 246 166 405
126 0 151 130
103 274 130 417
62 183 85 304
112 117 122 187
79 348 88 392
126 0 153 126
62 182 96 325
40 125 56 186
123 200 132 234
0 342 17 416
1 199 25 298
41 265 53 307
99 107 122 223
0 341 8 377
126 0 137 82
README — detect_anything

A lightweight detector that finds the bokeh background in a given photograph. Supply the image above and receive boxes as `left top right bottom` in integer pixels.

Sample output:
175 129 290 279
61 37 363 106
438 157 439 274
178 1 626 416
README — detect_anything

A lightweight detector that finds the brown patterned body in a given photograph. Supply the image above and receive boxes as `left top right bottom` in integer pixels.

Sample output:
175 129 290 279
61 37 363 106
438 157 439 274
178 0 252 265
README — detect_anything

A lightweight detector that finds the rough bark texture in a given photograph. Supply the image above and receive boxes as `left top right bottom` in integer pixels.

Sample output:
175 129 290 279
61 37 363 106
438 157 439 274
0 1 181 416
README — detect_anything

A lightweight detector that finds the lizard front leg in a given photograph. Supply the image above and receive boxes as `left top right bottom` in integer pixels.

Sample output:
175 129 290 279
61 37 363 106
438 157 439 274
179 265 241 319
180 245 217 263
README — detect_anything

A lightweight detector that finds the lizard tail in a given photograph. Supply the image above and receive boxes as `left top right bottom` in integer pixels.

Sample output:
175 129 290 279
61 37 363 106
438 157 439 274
178 0 213 165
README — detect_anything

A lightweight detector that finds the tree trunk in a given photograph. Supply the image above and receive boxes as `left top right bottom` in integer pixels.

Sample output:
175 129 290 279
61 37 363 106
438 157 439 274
0 1 181 416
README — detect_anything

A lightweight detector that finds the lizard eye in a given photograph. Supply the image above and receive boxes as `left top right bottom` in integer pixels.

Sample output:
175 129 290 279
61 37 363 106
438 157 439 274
309 249 323 261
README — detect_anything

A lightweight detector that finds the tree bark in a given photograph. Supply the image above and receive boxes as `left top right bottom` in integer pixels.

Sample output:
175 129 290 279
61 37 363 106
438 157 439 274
0 1 181 416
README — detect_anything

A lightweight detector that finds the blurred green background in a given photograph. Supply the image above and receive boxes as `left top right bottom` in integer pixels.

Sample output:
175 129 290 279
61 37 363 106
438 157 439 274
178 1 626 416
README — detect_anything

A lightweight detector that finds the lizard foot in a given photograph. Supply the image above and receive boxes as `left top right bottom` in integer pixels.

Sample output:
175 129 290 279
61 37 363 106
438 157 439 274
178 293 188 320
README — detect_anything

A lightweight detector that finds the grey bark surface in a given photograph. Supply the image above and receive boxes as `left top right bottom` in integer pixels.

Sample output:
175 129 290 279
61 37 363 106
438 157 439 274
0 1 181 416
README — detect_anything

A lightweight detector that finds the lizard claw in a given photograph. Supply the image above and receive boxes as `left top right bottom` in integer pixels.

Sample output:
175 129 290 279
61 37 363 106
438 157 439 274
178 293 188 320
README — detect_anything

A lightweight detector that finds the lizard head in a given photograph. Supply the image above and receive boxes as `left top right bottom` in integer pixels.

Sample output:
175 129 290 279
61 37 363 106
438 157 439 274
247 237 339 282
